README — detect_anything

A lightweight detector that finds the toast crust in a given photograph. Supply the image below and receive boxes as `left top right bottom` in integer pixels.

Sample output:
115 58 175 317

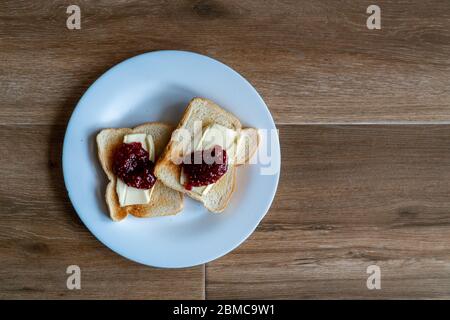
97 122 184 221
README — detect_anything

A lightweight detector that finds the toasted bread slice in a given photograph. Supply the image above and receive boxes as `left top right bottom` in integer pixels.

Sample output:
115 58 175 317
154 98 259 213
97 122 183 221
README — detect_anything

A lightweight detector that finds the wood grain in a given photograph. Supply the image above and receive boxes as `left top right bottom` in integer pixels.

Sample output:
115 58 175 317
0 125 204 299
2 0 450 299
206 125 450 299
1 0 450 125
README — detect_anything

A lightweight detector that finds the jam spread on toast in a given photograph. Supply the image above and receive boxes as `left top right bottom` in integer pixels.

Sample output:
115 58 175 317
113 142 156 189
182 145 228 190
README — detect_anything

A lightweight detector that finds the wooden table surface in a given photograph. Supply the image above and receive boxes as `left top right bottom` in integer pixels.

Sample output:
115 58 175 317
1 0 450 299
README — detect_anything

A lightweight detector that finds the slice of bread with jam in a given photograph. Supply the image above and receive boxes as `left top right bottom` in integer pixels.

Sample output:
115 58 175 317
154 98 260 213
97 122 184 221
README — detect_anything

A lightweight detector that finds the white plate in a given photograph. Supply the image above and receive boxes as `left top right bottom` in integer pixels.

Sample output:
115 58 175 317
63 51 280 268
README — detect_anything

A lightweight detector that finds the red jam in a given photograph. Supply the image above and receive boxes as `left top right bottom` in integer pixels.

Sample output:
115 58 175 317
113 142 156 189
181 145 228 190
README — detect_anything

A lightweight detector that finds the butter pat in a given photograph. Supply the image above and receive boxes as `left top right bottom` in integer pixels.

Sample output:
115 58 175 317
146 135 155 162
116 179 153 206
116 133 156 207
196 124 238 164
124 133 148 151
181 124 238 196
